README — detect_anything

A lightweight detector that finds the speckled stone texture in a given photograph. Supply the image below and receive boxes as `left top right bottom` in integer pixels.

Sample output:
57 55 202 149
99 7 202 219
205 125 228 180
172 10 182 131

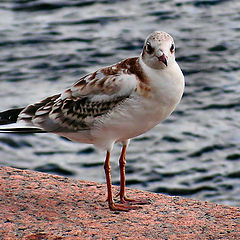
0 167 239 240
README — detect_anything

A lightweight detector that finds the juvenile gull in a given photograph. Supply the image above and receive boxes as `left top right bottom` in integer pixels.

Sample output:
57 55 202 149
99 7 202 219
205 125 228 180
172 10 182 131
0 31 185 211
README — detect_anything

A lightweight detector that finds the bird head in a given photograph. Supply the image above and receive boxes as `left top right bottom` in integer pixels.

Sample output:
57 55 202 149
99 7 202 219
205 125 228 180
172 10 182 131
141 31 176 70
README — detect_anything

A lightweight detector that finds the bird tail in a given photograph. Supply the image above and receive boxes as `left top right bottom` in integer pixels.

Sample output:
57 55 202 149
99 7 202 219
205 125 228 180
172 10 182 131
0 108 24 125
0 108 45 133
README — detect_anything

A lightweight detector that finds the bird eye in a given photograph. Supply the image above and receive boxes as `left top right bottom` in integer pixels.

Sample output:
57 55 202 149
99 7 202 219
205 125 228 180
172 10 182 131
146 42 154 54
170 44 175 53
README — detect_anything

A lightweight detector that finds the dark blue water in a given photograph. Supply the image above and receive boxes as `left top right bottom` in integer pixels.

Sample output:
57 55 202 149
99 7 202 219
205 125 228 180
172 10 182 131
0 0 239 207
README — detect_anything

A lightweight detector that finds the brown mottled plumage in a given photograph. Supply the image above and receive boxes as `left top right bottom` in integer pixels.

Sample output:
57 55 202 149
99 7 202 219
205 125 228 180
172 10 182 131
18 57 148 132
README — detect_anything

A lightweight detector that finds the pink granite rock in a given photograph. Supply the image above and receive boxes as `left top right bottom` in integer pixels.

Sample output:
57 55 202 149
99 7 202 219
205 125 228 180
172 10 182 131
0 166 239 239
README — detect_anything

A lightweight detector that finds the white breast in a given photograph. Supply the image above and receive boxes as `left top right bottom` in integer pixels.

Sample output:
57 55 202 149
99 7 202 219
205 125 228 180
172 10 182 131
139 57 185 108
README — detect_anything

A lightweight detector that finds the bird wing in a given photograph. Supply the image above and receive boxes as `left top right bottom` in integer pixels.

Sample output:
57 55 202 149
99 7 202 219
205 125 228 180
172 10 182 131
18 60 139 132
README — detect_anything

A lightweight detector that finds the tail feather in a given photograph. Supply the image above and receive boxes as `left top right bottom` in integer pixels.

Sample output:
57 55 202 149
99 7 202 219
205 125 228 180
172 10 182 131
0 108 24 125
0 108 45 133
0 126 46 133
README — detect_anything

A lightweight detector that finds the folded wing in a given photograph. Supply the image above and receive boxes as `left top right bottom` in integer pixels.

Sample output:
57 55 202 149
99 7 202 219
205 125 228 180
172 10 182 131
17 63 138 132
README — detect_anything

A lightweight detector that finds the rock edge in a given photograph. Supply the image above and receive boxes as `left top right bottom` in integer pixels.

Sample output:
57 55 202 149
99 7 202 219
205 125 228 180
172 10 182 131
0 166 239 239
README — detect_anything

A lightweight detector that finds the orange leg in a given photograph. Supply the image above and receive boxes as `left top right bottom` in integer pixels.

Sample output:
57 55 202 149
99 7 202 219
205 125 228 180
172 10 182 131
104 151 138 211
119 145 129 203
119 145 149 205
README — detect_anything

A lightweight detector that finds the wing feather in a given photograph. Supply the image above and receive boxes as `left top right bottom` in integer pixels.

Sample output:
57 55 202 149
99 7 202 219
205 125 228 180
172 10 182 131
18 60 139 132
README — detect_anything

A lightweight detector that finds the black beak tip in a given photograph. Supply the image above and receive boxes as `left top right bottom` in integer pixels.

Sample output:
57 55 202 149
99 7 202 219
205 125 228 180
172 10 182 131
163 58 168 66
158 55 168 66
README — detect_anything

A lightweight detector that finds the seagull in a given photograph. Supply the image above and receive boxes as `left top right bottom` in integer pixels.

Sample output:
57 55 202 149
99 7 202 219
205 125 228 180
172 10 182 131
0 31 185 211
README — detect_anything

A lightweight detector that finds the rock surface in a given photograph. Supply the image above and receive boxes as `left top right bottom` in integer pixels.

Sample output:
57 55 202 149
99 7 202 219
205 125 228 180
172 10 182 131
0 166 239 239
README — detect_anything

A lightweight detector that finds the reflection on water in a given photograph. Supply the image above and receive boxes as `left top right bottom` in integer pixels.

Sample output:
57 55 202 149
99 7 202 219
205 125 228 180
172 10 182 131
0 0 239 207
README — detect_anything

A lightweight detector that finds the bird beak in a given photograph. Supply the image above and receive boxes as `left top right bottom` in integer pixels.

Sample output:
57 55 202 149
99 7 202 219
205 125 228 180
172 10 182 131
158 54 168 66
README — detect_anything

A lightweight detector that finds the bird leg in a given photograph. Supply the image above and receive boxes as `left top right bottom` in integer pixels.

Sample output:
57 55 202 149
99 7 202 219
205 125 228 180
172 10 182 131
119 145 130 203
118 145 149 205
104 151 138 211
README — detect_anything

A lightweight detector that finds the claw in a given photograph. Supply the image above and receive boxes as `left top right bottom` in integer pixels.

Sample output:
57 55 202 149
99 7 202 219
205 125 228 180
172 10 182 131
120 196 150 205
109 202 141 211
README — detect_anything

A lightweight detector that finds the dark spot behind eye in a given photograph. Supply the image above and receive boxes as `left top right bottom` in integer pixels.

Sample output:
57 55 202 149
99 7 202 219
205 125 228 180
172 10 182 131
170 44 175 53
146 42 154 54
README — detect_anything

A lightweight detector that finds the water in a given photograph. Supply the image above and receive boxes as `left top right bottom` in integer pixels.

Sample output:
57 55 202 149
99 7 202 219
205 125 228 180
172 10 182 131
0 0 239 207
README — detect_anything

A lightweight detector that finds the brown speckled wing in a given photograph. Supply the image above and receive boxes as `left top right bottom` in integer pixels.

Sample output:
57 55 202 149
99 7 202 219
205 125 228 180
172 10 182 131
19 92 130 132
18 58 142 132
